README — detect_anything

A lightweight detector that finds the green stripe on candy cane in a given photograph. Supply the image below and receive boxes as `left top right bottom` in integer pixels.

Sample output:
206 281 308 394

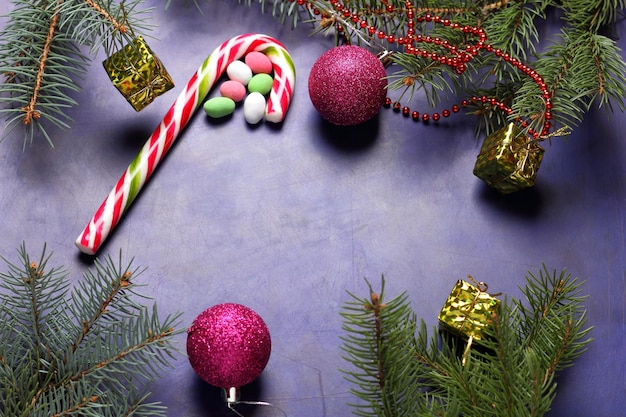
196 54 217 104
126 155 145 210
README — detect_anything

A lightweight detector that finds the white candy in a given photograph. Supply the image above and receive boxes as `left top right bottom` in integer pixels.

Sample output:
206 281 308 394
243 92 266 124
226 60 253 85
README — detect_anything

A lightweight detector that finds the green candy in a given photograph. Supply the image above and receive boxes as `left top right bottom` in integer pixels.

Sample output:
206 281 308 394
247 73 274 95
203 96 235 118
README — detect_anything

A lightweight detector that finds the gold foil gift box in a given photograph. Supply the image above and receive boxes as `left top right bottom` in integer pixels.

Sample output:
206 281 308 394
103 36 175 111
473 122 545 194
438 278 501 364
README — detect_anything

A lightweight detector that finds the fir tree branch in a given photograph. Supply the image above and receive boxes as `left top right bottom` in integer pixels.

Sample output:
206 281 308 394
340 277 421 417
516 265 593 373
83 0 129 34
414 326 449 377
68 323 176 385
341 267 592 417
563 0 626 33
49 394 99 417
0 0 154 146
483 0 546 60
0 244 181 416
240 0 625 139
69 258 138 354
22 1 61 127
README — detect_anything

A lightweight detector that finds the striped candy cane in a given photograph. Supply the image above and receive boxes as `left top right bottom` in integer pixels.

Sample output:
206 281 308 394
76 33 296 255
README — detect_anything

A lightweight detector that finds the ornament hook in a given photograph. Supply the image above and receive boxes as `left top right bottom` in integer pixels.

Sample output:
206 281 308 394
223 387 288 417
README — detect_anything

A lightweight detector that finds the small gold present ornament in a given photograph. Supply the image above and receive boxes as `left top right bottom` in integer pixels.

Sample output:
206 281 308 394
473 122 545 194
103 36 175 111
438 278 501 365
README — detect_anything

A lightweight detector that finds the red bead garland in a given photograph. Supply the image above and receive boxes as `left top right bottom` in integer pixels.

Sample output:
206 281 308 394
294 0 553 139
384 97 458 123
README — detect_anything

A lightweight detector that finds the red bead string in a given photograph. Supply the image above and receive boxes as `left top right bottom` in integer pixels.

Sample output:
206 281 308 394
293 0 553 139
384 97 461 123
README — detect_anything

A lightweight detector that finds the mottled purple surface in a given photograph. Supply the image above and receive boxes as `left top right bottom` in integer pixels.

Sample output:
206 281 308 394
308 45 387 125
187 303 271 389
0 1 624 416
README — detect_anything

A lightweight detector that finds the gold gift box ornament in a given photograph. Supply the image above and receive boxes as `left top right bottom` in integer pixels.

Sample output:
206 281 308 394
103 36 175 111
438 278 501 365
473 122 545 194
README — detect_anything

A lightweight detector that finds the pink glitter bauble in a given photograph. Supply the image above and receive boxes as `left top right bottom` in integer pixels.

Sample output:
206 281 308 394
187 303 271 389
308 45 387 126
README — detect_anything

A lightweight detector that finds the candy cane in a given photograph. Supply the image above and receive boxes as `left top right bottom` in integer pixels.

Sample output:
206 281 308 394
75 33 296 255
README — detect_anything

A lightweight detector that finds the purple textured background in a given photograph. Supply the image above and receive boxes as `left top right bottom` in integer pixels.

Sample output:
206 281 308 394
0 1 624 416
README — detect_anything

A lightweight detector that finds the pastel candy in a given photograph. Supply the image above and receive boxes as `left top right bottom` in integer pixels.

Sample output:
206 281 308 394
219 80 246 102
245 51 273 74
247 73 274 95
203 96 236 118
243 92 266 124
226 60 253 85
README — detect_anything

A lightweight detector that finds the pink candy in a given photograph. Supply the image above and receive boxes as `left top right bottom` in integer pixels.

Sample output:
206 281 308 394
245 51 273 74
219 80 247 102
217 54 273 104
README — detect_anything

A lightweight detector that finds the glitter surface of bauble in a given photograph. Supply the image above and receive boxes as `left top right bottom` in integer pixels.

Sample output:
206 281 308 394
308 45 387 126
187 303 271 389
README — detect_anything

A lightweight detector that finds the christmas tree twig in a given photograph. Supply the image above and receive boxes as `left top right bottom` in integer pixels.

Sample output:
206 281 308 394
0 0 153 147
340 266 592 417
3 0 624 146
231 0 626 138
83 0 130 33
0 244 182 416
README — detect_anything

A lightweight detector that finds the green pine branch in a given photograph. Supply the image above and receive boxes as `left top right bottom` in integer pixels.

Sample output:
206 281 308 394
515 265 592 373
4 0 624 146
340 277 422 417
519 27 626 129
0 0 153 147
0 244 182 417
234 0 626 139
340 267 593 417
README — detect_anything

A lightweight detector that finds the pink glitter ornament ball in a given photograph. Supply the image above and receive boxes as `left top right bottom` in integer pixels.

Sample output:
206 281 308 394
308 45 387 126
187 303 271 389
